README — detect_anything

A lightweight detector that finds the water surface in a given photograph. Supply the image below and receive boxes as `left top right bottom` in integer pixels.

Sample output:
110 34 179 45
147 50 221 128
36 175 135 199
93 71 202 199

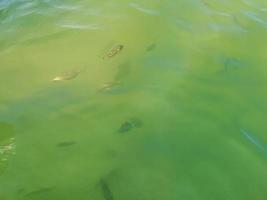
1 0 267 199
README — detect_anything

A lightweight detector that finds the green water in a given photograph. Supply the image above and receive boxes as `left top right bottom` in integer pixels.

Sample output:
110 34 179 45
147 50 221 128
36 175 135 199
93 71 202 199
1 0 267 199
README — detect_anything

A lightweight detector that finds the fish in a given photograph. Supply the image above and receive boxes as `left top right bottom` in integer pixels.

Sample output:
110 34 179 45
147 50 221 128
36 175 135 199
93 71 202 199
130 118 143 128
100 179 113 200
25 187 54 197
118 121 133 133
118 118 143 133
57 141 76 147
52 69 83 82
103 44 124 59
223 58 243 72
17 188 25 195
146 43 156 52
98 81 121 92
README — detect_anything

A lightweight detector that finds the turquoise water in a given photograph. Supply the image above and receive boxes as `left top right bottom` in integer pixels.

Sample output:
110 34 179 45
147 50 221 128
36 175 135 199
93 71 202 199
1 0 267 199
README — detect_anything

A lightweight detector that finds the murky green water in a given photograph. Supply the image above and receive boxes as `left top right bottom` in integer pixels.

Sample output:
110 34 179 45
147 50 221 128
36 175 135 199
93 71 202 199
1 0 267 199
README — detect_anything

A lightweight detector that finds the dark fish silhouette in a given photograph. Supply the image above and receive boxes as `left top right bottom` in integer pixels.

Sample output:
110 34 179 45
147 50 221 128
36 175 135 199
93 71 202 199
25 187 54 197
17 188 25 195
130 118 143 128
100 179 113 200
118 121 133 133
118 118 143 133
57 141 76 147
146 43 156 52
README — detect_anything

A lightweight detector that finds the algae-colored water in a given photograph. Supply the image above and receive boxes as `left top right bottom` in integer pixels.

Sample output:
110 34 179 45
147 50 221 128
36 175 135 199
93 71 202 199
1 0 267 199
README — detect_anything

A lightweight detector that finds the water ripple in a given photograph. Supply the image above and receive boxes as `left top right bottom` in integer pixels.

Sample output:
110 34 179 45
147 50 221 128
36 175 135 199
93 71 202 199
240 128 267 155
243 11 267 28
53 4 81 11
57 22 102 30
128 2 160 16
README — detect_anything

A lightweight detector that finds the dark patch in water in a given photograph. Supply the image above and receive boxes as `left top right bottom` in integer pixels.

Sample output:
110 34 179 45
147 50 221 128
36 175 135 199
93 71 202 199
104 149 118 159
118 118 143 133
223 58 243 72
100 179 113 200
57 141 76 147
115 62 131 81
146 43 156 52
130 117 143 128
216 57 246 81
17 188 25 195
118 121 133 133
25 187 54 197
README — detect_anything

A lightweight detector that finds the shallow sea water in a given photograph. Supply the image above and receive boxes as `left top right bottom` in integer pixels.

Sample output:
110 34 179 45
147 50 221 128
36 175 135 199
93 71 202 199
1 0 267 199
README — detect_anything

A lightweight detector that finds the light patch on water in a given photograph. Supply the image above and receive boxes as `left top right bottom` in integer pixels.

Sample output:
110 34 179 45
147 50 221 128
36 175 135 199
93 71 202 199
0 122 15 166
87 12 127 19
260 8 267 12
208 22 247 32
0 138 16 156
128 3 160 16
0 0 11 10
242 0 258 8
16 2 38 10
209 10 233 17
14 9 38 18
242 11 267 27
52 69 84 82
52 4 82 11
240 128 267 155
57 22 103 30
